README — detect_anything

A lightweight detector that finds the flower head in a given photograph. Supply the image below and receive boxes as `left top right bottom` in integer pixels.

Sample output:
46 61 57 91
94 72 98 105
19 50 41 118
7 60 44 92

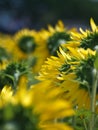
39 20 77 56
37 46 97 109
13 29 49 73
70 18 98 50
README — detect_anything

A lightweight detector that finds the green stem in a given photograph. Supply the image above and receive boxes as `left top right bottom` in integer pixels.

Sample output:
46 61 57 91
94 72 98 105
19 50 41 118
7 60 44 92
89 70 98 130
82 118 88 130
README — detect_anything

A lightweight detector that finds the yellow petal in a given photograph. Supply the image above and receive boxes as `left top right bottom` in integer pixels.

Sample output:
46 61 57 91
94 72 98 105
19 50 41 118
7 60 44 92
90 18 97 32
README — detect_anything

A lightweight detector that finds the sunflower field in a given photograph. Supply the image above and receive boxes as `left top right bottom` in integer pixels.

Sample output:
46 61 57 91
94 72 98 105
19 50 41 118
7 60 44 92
0 18 98 130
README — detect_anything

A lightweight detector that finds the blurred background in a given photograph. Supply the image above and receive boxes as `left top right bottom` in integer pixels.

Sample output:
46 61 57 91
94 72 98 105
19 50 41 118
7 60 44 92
0 0 98 33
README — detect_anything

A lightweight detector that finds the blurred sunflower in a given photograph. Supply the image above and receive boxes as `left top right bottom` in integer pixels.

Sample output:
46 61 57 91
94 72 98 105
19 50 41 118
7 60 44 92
0 80 74 130
13 29 49 73
37 46 98 109
0 61 29 90
70 18 98 50
39 20 77 56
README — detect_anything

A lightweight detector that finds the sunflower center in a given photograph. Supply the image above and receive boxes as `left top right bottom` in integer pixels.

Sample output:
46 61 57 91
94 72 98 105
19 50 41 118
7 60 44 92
18 36 36 54
80 32 98 49
47 32 71 56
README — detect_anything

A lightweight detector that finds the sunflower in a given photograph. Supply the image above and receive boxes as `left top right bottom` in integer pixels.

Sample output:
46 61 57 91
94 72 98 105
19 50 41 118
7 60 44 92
0 61 29 90
13 29 37 58
39 20 77 56
13 28 49 73
37 46 97 109
70 18 98 50
58 47 97 109
0 80 74 130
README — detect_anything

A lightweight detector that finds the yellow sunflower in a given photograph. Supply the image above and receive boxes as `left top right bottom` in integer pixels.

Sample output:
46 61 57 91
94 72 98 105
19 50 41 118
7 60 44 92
13 28 49 73
70 18 98 50
0 80 74 130
37 46 97 109
57 47 97 109
39 20 77 56
0 61 29 90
